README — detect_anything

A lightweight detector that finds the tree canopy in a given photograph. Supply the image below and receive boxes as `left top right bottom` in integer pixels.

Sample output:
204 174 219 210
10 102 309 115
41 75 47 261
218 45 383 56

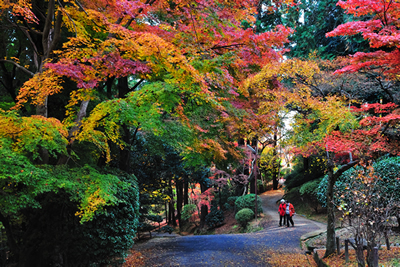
2 0 400 265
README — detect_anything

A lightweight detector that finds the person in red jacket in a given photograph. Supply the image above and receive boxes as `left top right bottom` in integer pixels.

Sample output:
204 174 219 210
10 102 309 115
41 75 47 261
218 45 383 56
285 200 295 227
278 199 286 227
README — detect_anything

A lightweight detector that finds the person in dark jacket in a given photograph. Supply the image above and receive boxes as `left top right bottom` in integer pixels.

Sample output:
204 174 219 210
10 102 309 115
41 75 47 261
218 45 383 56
278 199 286 227
285 200 295 227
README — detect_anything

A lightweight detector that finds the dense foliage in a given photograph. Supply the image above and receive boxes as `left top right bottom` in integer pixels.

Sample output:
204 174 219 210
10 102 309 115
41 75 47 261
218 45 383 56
284 156 326 190
234 194 263 215
1 0 400 264
205 204 225 228
317 157 400 208
235 208 255 228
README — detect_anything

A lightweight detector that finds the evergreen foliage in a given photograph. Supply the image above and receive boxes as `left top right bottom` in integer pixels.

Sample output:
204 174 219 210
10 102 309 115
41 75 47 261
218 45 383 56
317 157 400 207
205 204 225 228
4 170 139 266
257 0 370 59
284 156 326 191
235 208 254 228
234 194 263 215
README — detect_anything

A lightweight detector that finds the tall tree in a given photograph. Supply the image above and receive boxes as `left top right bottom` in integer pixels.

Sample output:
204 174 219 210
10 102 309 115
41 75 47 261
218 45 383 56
257 0 369 59
0 0 297 264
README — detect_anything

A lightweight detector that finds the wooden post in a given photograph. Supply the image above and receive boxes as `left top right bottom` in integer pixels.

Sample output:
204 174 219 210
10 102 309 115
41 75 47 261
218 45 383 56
345 239 349 263
385 231 391 250
336 237 340 254
373 247 378 267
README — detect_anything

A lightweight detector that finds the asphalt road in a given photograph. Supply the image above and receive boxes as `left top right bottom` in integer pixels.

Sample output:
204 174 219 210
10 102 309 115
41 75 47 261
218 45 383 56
133 189 326 266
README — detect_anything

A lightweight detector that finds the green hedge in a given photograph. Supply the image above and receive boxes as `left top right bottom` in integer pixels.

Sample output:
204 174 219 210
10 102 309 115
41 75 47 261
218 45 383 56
235 208 254 228
234 194 263 214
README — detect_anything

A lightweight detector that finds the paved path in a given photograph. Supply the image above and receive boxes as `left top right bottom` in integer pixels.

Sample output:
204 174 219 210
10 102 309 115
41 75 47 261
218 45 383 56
133 190 326 266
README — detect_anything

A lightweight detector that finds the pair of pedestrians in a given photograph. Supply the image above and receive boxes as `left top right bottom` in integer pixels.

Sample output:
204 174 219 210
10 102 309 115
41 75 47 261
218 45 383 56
278 199 295 227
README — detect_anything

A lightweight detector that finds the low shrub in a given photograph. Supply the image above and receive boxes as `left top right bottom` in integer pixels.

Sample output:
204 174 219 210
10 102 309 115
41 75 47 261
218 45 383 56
223 202 232 211
299 178 322 213
235 208 254 228
227 196 238 206
205 206 224 228
161 225 174 234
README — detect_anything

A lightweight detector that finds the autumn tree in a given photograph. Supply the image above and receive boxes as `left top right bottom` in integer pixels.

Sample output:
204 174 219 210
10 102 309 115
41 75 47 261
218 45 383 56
0 111 140 265
226 62 295 191
242 58 357 257
0 0 300 263
326 0 400 78
318 158 400 267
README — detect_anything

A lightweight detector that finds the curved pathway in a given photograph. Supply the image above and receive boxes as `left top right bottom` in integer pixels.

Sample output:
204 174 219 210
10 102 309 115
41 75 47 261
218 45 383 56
133 190 326 266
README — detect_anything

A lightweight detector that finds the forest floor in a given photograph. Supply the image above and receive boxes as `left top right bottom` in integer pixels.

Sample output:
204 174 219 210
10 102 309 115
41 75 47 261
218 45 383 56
124 189 400 266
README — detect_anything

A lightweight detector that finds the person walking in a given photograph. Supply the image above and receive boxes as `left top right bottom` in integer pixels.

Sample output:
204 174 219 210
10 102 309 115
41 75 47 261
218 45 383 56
278 199 286 227
285 200 295 227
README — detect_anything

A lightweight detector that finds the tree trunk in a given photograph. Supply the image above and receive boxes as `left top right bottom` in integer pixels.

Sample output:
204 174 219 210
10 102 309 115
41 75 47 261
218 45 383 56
356 243 365 267
118 77 132 172
366 243 376 267
106 77 115 99
324 159 359 258
184 180 189 206
57 100 90 165
119 124 131 172
165 201 168 224
324 164 337 257
169 200 176 227
303 156 309 171
199 183 208 228
168 179 177 227
0 213 19 262
176 180 183 228
249 175 255 194
272 133 279 190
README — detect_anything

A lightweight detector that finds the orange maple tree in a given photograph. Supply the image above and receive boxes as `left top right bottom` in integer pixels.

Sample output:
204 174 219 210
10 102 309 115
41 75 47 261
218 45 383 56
1 0 296 166
0 0 299 264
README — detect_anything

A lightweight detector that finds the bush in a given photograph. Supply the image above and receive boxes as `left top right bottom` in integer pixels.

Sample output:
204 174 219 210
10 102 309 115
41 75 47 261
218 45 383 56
217 186 235 206
138 222 157 234
235 208 254 228
317 166 361 207
299 178 323 213
76 173 140 266
205 206 225 228
223 202 232 211
317 156 400 207
374 156 400 201
234 194 263 214
299 178 322 197
12 171 140 267
147 215 163 223
161 225 174 234
227 196 238 206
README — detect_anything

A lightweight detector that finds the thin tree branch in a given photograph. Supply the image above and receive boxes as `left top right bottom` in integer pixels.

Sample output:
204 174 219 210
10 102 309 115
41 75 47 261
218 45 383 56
0 60 34 76
129 79 145 91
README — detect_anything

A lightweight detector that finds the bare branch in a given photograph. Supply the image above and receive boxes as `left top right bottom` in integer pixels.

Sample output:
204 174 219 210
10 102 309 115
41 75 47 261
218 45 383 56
0 60 34 76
